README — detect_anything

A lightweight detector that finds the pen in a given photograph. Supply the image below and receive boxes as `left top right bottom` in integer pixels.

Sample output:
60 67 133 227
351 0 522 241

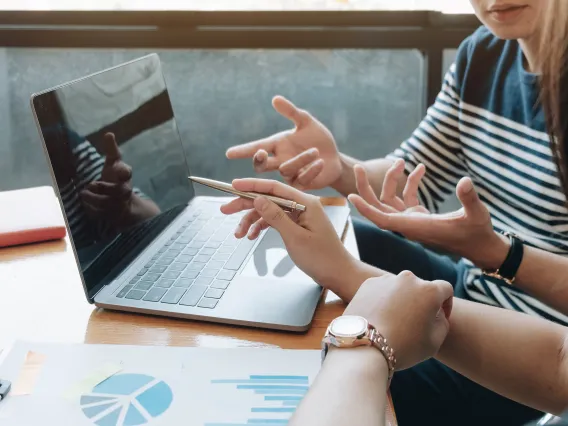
189 176 307 213
0 379 11 402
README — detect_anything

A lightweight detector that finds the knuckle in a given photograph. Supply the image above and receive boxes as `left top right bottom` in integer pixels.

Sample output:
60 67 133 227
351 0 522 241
398 270 416 280
271 209 286 222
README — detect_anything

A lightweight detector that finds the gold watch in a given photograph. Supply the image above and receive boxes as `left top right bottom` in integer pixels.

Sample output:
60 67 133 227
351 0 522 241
321 315 396 385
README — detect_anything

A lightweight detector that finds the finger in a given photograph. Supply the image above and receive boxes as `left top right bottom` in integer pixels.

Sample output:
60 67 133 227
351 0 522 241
248 218 269 240
235 209 261 239
293 159 324 189
456 177 487 219
380 159 406 211
279 148 320 178
272 96 310 129
220 197 255 215
253 196 301 237
347 193 398 215
87 181 132 200
347 194 394 229
432 280 454 314
110 161 133 182
226 135 279 160
102 132 122 165
232 178 310 204
253 149 281 173
403 164 426 207
354 164 381 207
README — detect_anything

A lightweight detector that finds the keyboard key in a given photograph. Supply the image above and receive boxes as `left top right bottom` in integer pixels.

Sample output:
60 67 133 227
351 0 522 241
161 287 187 304
224 238 256 270
177 238 192 244
137 268 149 276
181 270 200 279
205 288 224 299
125 289 146 300
158 247 167 253
177 255 193 263
169 263 187 271
149 265 167 274
164 240 173 246
144 262 154 268
213 253 231 261
211 280 230 290
117 285 133 298
166 248 182 257
189 241 204 249
172 243 186 250
151 255 160 261
174 278 193 288
162 271 181 279
194 276 214 286
195 254 211 263
224 236 241 247
199 248 216 256
129 277 139 284
198 298 218 309
218 246 235 254
200 269 220 278
205 241 222 249
187 262 206 271
182 248 199 256
179 285 208 307
217 270 236 281
195 235 209 242
144 273 161 282
143 287 167 302
134 281 153 291
156 257 175 266
208 260 225 269
155 279 175 288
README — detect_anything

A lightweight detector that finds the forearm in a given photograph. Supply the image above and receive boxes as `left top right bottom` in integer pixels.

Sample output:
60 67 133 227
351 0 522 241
326 257 390 303
476 234 568 315
331 154 402 198
289 347 388 426
437 298 568 415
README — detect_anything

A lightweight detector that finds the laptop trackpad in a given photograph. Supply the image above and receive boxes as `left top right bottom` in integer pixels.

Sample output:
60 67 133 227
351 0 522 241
239 229 312 282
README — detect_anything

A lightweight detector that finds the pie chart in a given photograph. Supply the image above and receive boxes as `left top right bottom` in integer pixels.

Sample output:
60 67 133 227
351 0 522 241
80 373 173 426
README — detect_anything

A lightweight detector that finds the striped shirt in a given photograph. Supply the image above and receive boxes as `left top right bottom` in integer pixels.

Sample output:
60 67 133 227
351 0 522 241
388 26 568 326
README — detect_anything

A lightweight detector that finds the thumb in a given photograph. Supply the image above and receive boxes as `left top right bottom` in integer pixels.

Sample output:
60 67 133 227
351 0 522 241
456 177 485 218
272 96 310 129
253 196 299 236
102 132 122 165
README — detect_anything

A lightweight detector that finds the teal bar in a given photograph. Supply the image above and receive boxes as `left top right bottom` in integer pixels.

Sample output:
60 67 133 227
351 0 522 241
211 379 308 385
249 376 308 382
251 408 296 413
264 396 302 401
237 385 309 391
282 401 300 407
254 389 307 395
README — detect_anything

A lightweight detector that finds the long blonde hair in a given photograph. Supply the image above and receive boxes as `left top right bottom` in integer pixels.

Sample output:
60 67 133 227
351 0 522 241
539 0 568 199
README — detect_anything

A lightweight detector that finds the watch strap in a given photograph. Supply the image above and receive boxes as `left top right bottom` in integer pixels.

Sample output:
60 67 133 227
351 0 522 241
484 232 524 285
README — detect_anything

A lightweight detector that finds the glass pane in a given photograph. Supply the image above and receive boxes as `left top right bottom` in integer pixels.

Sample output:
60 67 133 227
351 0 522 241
7 0 474 12
1 48 423 196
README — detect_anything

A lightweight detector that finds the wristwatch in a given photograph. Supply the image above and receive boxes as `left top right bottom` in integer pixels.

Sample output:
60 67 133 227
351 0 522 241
482 231 524 285
321 315 396 385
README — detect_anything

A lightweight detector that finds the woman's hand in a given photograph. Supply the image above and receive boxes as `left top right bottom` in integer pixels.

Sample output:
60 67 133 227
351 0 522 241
348 160 509 269
345 271 454 370
220 178 367 301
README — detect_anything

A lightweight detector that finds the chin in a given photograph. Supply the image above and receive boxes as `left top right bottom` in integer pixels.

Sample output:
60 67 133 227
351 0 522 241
481 21 536 40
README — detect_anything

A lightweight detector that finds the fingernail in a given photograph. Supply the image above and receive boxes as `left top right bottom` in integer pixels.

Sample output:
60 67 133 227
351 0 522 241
462 178 474 194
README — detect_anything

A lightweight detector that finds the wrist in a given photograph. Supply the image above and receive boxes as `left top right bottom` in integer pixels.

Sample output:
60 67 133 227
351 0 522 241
473 232 510 270
323 257 374 302
330 154 356 196
325 345 388 379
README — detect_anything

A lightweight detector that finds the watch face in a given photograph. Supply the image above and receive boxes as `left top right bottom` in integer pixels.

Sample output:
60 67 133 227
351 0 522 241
330 316 368 338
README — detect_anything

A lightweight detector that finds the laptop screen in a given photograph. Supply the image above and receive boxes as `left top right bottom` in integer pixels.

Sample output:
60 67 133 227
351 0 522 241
32 54 194 299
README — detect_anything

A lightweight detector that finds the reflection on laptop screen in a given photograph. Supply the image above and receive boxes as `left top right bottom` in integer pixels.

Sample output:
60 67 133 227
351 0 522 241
32 54 194 298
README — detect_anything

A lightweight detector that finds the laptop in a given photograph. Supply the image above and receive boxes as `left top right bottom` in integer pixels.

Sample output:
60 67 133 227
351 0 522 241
30 54 350 332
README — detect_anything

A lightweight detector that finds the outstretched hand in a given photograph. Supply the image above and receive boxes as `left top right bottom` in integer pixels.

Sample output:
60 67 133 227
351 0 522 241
348 159 508 269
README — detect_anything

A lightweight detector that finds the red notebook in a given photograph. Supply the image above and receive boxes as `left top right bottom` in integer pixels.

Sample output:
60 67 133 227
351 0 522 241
0 186 67 248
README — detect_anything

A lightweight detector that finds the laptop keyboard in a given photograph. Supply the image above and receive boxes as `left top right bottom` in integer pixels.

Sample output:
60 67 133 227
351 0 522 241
116 205 254 310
